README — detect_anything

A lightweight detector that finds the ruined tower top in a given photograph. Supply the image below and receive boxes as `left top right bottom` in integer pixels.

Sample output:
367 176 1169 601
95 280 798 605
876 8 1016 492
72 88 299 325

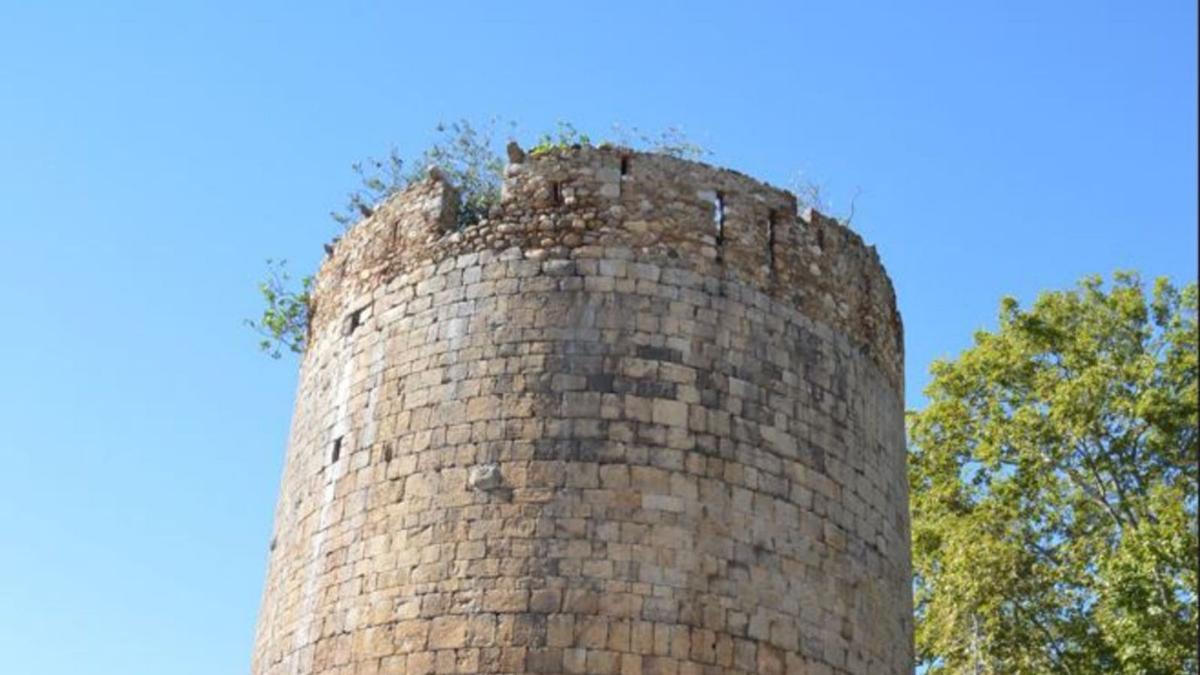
311 145 902 388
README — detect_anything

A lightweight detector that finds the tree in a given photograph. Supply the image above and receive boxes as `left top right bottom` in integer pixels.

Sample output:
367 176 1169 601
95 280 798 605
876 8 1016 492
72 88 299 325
245 259 311 358
908 272 1198 674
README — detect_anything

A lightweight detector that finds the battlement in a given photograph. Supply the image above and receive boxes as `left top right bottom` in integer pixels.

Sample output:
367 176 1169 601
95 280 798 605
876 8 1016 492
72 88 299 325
312 146 903 387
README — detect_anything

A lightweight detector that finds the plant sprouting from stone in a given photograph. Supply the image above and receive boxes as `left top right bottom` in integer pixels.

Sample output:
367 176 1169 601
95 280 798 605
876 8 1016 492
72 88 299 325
335 119 712 230
790 173 859 227
529 121 710 161
529 120 593 157
246 259 312 359
331 147 407 227
405 118 507 229
608 123 710 160
332 120 507 231
253 119 716 359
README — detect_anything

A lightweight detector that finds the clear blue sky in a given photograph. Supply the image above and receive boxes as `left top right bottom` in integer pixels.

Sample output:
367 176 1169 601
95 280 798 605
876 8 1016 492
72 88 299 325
0 2 1194 673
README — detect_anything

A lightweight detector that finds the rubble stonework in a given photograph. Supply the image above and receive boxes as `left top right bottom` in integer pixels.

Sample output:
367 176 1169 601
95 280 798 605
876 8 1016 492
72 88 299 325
252 146 912 674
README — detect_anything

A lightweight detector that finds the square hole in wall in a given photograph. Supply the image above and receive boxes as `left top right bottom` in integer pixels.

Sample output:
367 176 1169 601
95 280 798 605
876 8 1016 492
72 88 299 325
343 303 371 336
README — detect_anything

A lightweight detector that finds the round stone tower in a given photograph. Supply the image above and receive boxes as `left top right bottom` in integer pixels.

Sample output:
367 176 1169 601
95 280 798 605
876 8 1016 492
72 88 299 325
251 146 911 675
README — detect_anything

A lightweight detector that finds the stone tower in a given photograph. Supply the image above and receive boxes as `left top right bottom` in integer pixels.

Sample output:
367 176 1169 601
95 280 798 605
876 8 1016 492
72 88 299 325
251 146 911 675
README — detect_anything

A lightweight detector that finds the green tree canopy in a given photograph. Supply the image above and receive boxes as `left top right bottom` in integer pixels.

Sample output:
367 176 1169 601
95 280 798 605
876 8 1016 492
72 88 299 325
908 272 1198 674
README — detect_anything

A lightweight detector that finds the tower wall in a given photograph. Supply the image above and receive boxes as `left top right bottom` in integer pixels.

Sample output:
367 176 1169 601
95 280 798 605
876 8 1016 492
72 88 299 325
252 147 911 675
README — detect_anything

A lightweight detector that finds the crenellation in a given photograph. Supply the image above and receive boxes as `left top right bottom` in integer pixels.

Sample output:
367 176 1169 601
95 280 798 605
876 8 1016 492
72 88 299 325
312 147 900 390
254 145 912 675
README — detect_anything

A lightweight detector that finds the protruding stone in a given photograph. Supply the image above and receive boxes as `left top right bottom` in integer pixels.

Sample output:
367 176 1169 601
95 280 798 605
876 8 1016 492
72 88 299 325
506 141 525 164
467 464 503 491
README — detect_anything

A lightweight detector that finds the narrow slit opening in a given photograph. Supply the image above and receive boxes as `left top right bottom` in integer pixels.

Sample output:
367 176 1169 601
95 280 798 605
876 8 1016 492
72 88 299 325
620 156 631 176
551 181 562 204
710 190 720 240
331 436 343 463
767 210 777 273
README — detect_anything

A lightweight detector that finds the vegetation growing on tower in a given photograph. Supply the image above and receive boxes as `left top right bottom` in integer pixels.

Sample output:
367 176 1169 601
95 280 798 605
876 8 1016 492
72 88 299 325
247 120 718 359
246 120 852 360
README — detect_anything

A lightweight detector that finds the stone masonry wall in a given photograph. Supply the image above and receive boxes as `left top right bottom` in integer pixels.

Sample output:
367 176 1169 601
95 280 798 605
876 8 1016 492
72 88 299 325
251 147 912 675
